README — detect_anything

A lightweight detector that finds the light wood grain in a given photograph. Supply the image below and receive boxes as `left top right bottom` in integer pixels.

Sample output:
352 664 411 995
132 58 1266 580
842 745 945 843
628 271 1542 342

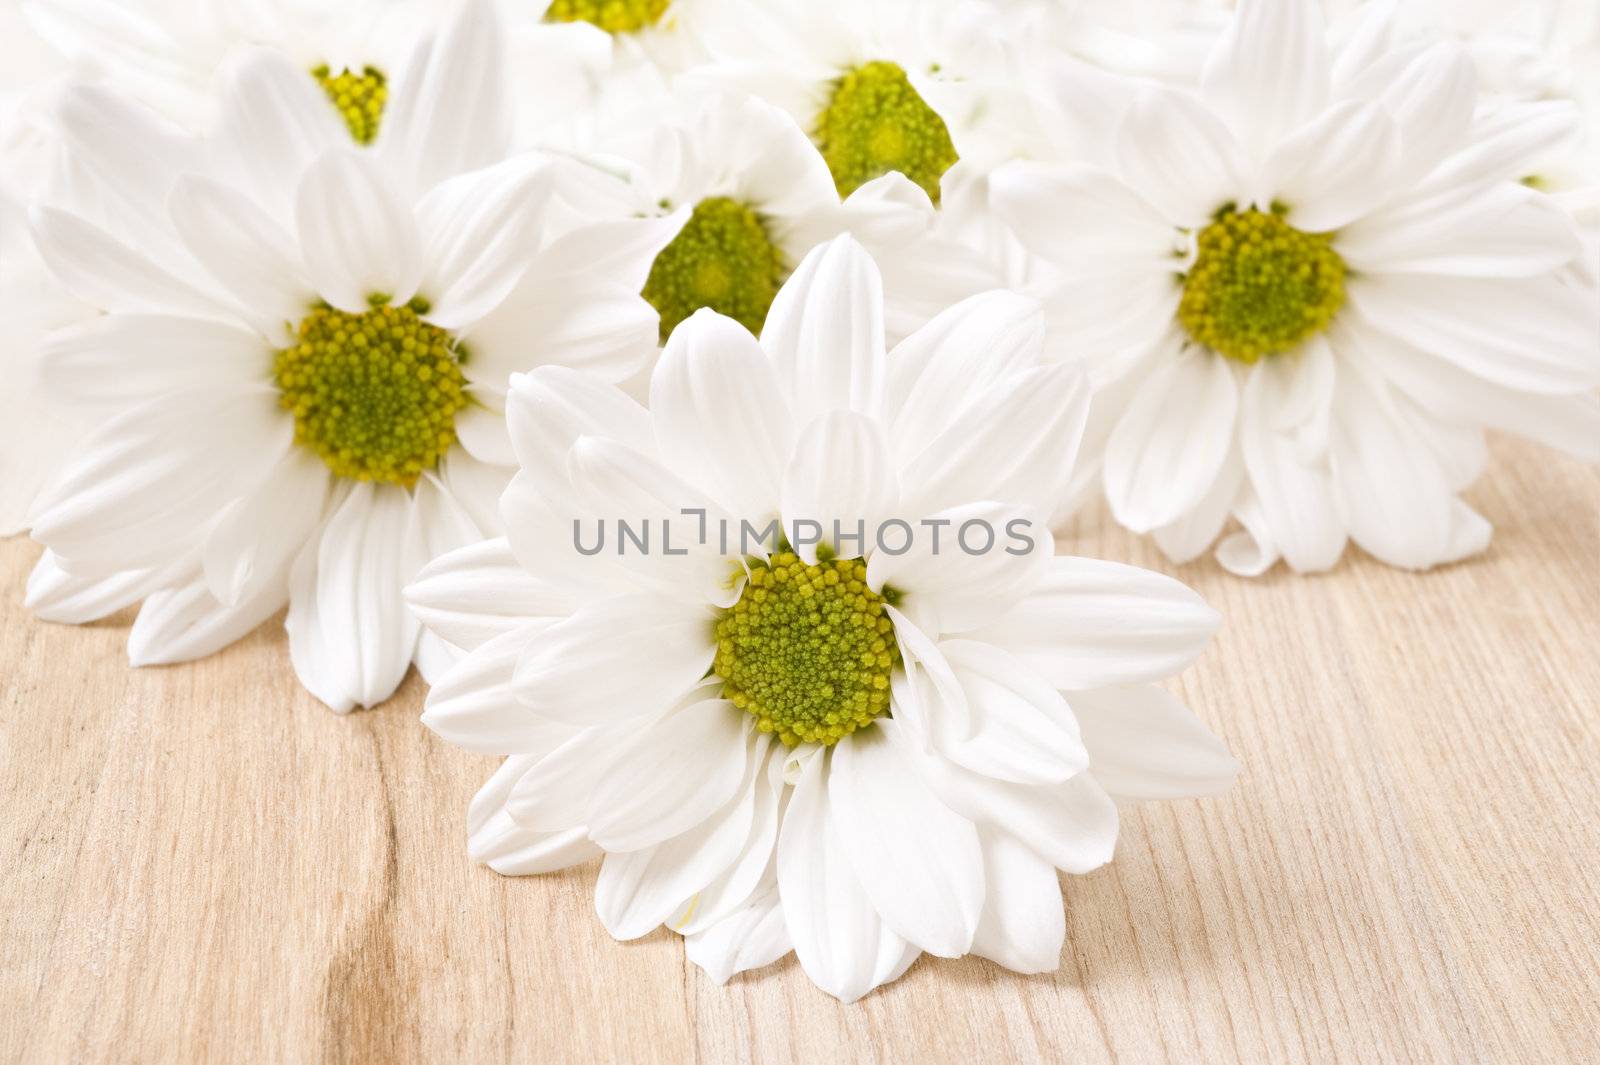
2 435 1597 1064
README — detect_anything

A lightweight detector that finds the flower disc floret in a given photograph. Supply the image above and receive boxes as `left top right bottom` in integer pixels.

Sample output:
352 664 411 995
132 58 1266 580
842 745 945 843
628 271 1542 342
816 60 959 203
1178 206 1347 363
714 551 900 747
544 0 669 33
642 196 786 342
274 297 467 485
312 64 388 145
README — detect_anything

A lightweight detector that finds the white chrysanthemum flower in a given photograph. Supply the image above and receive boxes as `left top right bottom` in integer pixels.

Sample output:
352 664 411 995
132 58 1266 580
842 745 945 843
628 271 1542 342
691 0 1026 200
20 0 447 132
584 88 995 350
407 234 1237 1002
496 0 722 152
992 0 1600 574
23 0 674 711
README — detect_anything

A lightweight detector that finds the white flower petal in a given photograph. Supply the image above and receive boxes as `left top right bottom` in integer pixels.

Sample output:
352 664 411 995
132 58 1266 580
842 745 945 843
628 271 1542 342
285 482 418 713
586 702 755 852
505 721 637 833
25 551 184 625
294 150 422 313
652 309 794 520
989 162 1174 274
407 537 579 652
377 0 510 195
422 625 576 756
668 748 785 936
969 830 1065 975
37 313 265 409
202 449 329 607
30 387 289 576
684 879 793 984
1114 88 1246 228
936 640 1088 785
1200 0 1330 161
469 286 658 391
525 210 688 294
1266 100 1402 232
468 757 600 875
830 719 984 958
452 402 517 467
1239 346 1347 573
1069 685 1239 801
1152 443 1243 566
512 593 715 726
777 748 914 1003
1339 183 1581 279
126 570 287 667
503 366 655 492
29 206 224 318
779 411 898 566
882 289 1046 451
594 766 759 941
1328 366 1462 570
1424 100 1581 195
867 502 1052 636
760 235 885 426
169 174 312 338
1345 43 1476 183
1103 347 1239 533
895 363 1090 521
415 156 553 330
973 556 1219 690
1347 275 1600 395
213 47 347 218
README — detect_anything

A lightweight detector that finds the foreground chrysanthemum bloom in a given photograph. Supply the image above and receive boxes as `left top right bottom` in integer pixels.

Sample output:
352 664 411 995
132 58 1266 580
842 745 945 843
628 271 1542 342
408 235 1237 1001
993 0 1600 574
23 0 675 710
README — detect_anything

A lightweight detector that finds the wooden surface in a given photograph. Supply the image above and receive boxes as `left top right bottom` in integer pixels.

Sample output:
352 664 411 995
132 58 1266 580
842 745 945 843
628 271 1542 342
2 435 1597 1064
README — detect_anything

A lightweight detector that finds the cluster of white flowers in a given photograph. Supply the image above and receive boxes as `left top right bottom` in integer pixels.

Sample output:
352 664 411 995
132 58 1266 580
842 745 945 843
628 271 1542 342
2 0 1595 1001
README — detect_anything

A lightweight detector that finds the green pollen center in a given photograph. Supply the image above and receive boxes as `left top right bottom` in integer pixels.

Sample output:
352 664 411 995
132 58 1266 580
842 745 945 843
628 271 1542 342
642 196 786 343
714 551 900 747
1178 206 1347 363
274 297 468 485
544 0 669 33
312 64 388 145
816 60 959 204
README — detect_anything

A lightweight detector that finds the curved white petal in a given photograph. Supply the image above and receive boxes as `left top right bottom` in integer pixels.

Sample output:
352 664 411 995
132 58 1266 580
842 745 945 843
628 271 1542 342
760 235 885 426
936 639 1088 785
406 537 579 651
511 593 714 726
285 482 418 713
969 830 1065 975
30 206 225 318
1200 0 1330 161
37 313 266 409
779 411 898 566
867 502 1052 637
1070 685 1239 801
213 47 348 218
777 748 913 1003
422 624 576 756
585 702 755 853
973 556 1219 691
294 149 422 313
830 719 983 958
1114 88 1246 228
989 162 1174 274
169 174 312 338
468 757 601 875
1103 347 1239 533
127 569 287 667
1266 100 1402 232
684 879 793 984
1339 184 1581 279
651 308 793 520
25 551 185 625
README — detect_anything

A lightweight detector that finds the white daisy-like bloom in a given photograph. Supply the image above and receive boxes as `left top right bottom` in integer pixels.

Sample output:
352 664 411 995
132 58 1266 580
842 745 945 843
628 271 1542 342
407 234 1237 1002
691 0 1026 201
22 0 676 711
582 87 995 353
992 0 1600 575
19 0 445 133
496 0 723 153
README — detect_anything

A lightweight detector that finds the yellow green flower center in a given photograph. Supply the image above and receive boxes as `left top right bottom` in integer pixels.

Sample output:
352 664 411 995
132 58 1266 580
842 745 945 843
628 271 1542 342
274 296 468 485
714 551 901 747
312 65 388 145
1178 206 1347 363
544 0 669 33
642 197 786 343
816 60 959 204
